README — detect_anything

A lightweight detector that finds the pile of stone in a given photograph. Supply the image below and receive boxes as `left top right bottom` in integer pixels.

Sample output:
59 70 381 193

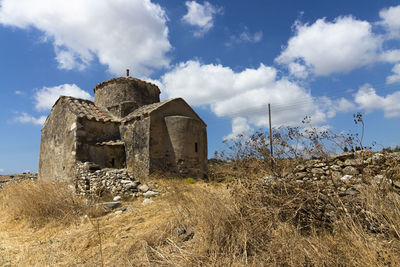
74 162 161 198
282 151 400 195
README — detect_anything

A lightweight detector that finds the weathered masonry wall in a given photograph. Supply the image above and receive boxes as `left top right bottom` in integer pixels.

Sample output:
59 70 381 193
85 143 125 169
94 78 160 118
288 151 400 187
39 101 77 180
75 118 123 169
76 118 120 144
149 99 207 178
120 117 151 178
163 116 207 178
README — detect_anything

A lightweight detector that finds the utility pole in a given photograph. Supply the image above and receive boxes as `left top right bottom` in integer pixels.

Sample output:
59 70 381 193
268 103 274 170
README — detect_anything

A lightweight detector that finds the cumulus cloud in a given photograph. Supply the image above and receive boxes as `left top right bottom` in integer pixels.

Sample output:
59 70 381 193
386 64 400 84
288 62 309 79
160 60 345 137
379 5 400 39
276 16 382 77
0 0 171 76
223 117 253 140
0 169 4 172
15 112 47 125
380 49 400 63
34 84 92 111
319 97 356 118
182 1 222 37
354 84 400 118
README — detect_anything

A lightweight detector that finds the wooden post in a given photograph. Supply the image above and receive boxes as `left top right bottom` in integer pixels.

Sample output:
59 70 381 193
268 103 274 169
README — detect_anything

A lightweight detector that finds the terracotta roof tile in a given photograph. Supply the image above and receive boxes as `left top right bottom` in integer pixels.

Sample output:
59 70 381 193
122 98 178 122
59 96 117 122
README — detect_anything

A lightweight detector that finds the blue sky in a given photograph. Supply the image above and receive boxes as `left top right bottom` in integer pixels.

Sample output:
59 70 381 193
1 0 400 174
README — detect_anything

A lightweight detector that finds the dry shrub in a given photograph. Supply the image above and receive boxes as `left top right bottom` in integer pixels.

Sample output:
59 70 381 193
136 177 400 266
0 180 85 227
238 177 400 264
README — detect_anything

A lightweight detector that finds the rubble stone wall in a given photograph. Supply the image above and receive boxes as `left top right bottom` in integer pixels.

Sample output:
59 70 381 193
74 162 139 197
287 151 400 189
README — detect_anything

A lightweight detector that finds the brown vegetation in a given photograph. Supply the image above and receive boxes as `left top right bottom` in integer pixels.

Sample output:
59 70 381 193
0 180 86 227
0 169 399 266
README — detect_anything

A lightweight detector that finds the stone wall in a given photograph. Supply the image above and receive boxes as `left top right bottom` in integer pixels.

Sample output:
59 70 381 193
149 99 208 179
74 162 136 196
75 118 123 169
74 162 160 198
120 118 151 178
39 100 77 180
163 115 207 178
94 77 160 118
286 151 400 189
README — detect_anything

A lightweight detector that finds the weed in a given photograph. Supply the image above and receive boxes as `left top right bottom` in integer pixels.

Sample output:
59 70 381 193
183 177 196 184
224 177 234 183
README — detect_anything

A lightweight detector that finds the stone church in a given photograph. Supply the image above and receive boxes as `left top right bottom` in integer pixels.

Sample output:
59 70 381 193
38 72 207 180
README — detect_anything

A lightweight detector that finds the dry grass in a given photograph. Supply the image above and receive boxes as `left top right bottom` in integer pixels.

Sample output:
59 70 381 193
0 180 85 227
0 173 400 266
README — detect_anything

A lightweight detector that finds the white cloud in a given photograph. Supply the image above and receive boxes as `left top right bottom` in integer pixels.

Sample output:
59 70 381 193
239 30 263 43
226 29 263 46
288 62 309 79
223 117 253 140
276 16 382 77
387 64 400 84
34 84 92 111
354 84 400 118
160 60 344 137
0 0 171 76
0 169 4 173
380 49 400 63
379 5 400 39
54 48 87 71
182 1 222 37
15 90 23 95
15 112 46 125
319 97 356 118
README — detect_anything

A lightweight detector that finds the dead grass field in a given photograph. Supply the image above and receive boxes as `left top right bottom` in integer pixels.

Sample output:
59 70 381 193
0 169 400 266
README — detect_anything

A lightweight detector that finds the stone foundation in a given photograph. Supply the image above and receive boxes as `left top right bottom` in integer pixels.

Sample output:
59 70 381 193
74 162 139 197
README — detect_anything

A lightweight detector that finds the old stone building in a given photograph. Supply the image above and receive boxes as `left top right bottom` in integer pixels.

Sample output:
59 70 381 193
39 74 207 180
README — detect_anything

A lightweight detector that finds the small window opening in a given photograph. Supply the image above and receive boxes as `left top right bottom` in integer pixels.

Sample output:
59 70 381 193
195 142 198 153
111 158 115 167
